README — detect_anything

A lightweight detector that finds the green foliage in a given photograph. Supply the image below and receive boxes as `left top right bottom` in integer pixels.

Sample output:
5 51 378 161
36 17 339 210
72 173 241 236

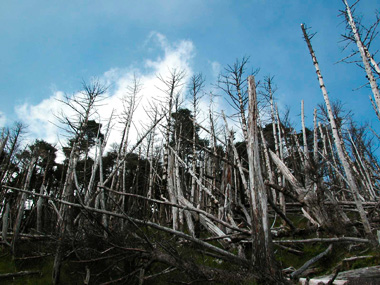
0 250 53 284
63 119 103 158
171 108 209 152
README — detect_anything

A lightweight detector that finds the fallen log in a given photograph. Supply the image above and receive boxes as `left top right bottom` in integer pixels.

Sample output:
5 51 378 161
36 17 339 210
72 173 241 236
290 244 332 280
299 265 380 285
0 271 40 280
2 185 250 268
274 244 303 255
0 231 52 240
14 253 52 260
273 237 371 244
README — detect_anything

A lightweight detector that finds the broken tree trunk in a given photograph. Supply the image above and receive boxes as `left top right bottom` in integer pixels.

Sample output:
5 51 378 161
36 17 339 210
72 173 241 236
246 76 283 283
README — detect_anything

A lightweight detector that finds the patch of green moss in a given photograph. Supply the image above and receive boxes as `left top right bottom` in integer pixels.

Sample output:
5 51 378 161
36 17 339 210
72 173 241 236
0 244 84 284
0 249 53 284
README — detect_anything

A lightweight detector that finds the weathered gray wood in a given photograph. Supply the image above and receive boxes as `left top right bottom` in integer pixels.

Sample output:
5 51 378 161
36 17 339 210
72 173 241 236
1 200 10 246
3 185 249 268
343 0 380 115
247 75 281 281
11 156 37 253
301 23 373 240
274 237 370 244
0 131 9 159
0 271 40 280
168 145 219 205
291 244 332 280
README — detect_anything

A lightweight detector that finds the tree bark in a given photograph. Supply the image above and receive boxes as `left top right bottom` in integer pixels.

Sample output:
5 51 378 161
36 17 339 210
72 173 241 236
246 76 282 282
343 0 380 116
11 156 37 253
301 23 373 240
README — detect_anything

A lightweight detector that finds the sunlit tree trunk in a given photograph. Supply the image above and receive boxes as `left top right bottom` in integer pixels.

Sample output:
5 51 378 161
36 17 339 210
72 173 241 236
343 0 380 116
301 23 373 239
246 76 281 282
11 155 37 253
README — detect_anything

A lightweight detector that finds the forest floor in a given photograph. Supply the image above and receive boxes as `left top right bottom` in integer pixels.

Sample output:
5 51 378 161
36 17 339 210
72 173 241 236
0 211 379 284
0 230 379 284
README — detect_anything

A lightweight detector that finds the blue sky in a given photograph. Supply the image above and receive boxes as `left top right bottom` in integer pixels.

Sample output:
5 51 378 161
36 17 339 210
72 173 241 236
0 0 379 147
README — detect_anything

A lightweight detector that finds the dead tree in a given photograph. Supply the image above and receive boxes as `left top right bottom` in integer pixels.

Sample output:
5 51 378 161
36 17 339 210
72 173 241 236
11 155 37 253
301 23 374 240
53 80 107 284
341 0 380 116
0 128 9 159
189 73 205 205
157 69 185 225
246 76 283 283
219 57 255 142
0 123 26 184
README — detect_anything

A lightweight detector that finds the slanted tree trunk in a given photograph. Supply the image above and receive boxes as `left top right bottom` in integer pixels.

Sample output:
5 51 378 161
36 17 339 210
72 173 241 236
343 0 380 116
301 23 373 240
275 105 287 216
11 156 37 253
269 80 280 204
0 123 24 183
0 130 9 159
53 81 106 284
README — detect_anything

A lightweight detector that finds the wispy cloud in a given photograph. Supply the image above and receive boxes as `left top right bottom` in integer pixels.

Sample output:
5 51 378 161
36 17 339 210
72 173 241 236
15 32 195 155
0 111 6 128
210 61 221 80
15 91 69 143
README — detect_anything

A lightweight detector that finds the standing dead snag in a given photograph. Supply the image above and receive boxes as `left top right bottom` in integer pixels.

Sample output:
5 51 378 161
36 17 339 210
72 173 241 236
246 76 282 283
341 0 380 116
301 23 374 240
219 57 252 142
0 129 9 160
0 123 25 184
11 155 37 253
53 80 107 284
157 69 185 225
189 73 205 205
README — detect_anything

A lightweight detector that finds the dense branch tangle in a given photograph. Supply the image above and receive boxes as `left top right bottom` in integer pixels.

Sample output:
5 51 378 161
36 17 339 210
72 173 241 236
1 29 380 282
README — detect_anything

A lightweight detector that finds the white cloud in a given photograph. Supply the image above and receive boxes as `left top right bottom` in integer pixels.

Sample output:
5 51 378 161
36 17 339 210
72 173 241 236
0 111 6 128
15 32 195 159
210 61 221 79
15 91 69 143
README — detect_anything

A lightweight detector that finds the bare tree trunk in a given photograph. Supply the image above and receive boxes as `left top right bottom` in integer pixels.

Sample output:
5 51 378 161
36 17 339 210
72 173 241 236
301 23 373 239
246 76 281 282
11 156 37 253
313 108 318 163
53 81 106 284
301 100 314 193
37 156 52 233
159 70 185 203
0 130 9 159
174 147 195 236
348 131 377 200
275 106 287 216
269 82 280 203
0 123 24 183
36 185 46 233
2 199 10 246
343 0 380 115
190 74 204 205
167 152 178 230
